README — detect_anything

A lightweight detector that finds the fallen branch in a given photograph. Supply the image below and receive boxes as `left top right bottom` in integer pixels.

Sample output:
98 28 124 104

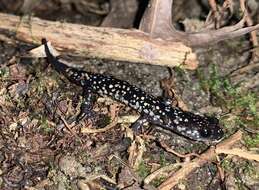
140 0 259 47
144 163 182 185
0 12 197 70
215 148 259 161
158 130 243 190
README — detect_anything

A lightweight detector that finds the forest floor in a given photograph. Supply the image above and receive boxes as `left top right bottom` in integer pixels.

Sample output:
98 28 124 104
0 0 258 189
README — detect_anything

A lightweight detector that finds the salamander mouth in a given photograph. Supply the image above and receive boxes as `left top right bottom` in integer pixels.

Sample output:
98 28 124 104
200 136 224 145
199 130 224 144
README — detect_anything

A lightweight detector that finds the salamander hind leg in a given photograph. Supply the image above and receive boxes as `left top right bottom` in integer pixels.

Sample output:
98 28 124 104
131 115 149 135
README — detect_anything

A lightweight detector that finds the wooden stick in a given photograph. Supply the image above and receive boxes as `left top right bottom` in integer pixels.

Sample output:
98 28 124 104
158 130 243 190
0 12 197 70
215 148 259 161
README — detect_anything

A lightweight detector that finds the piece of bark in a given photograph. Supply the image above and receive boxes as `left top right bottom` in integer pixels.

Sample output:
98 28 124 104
0 12 197 70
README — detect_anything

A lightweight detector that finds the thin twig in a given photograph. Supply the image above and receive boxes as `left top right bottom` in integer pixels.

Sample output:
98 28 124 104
144 163 182 185
159 141 200 159
60 115 83 144
239 0 259 60
215 148 259 161
158 130 243 190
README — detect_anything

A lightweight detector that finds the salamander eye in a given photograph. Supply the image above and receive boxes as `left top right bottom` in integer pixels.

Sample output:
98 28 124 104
200 128 211 138
207 116 219 125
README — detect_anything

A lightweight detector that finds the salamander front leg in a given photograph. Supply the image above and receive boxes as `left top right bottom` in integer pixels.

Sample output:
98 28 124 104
76 89 96 122
131 115 149 134
157 95 178 107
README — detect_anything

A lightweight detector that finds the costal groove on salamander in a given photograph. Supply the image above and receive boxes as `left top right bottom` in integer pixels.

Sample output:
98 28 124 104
42 39 224 142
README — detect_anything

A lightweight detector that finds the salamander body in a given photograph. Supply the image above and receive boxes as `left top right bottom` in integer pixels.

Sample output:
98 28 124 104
42 39 224 142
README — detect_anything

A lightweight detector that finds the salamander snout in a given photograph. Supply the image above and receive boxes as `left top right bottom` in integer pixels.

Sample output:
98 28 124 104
199 117 224 142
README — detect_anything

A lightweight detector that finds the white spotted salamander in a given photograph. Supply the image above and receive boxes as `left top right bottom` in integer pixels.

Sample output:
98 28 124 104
42 39 224 142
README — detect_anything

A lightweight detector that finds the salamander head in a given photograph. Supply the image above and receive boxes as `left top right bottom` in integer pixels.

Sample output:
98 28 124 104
196 116 224 142
167 110 224 142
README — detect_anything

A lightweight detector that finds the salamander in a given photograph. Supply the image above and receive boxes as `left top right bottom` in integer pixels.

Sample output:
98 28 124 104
42 39 224 142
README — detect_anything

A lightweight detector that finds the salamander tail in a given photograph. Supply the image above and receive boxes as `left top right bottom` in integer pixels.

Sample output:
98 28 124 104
42 38 68 74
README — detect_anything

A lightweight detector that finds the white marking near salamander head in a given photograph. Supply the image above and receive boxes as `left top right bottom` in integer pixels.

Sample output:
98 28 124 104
149 111 154 116
143 109 149 114
109 84 113 88
192 130 199 137
81 80 85 85
154 115 160 120
173 119 179 124
83 73 89 79
165 107 170 112
177 126 185 132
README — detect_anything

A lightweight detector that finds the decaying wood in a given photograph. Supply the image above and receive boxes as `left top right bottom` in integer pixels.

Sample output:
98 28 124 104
0 12 197 70
158 130 243 190
140 0 259 47
1 1 258 70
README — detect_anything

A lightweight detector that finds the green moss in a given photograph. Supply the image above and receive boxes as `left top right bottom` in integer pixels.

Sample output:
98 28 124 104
242 161 257 177
174 66 186 77
137 161 151 178
222 158 259 189
152 176 166 187
159 153 167 167
243 134 259 148
221 159 235 172
38 116 54 134
197 64 259 134
0 67 9 79
97 115 112 128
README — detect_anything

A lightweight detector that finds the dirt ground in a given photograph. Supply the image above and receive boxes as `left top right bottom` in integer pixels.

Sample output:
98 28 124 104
0 0 258 190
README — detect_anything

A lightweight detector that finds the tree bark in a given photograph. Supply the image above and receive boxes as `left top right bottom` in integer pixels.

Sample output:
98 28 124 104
0 12 197 70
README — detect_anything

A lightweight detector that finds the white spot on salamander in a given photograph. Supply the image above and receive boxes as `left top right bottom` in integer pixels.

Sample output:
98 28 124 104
173 119 179 124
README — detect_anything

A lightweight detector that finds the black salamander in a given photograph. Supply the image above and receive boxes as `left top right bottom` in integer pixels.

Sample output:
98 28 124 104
42 39 224 142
